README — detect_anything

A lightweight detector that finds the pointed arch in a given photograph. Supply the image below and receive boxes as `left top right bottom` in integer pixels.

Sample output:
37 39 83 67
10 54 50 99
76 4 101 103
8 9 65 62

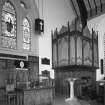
1 1 17 49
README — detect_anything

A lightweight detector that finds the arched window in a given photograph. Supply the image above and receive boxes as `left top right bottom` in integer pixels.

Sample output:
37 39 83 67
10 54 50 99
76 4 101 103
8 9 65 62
23 18 31 50
20 1 26 9
1 1 16 49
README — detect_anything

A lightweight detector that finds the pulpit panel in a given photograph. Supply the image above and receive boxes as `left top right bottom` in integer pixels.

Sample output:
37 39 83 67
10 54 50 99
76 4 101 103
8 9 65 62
16 70 28 82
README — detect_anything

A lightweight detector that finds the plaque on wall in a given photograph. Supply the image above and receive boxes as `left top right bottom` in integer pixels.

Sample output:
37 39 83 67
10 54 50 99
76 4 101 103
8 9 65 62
41 58 50 65
14 60 28 70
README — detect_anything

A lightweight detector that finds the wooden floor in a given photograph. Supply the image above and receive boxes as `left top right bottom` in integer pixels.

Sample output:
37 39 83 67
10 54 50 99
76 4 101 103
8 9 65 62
53 95 103 105
0 97 15 105
0 95 103 105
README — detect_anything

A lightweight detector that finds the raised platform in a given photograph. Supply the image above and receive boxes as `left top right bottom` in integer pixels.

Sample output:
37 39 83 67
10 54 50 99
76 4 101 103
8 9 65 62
16 87 54 105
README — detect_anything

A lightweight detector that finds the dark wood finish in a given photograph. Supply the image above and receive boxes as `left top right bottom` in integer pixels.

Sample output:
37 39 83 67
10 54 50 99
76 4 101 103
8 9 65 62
16 87 54 105
52 19 99 97
52 20 99 69
28 56 39 63
68 22 70 65
70 0 105 21
0 53 26 60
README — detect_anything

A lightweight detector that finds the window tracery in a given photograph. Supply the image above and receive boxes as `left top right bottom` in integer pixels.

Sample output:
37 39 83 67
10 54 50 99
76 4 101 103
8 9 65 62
23 18 31 50
2 1 16 49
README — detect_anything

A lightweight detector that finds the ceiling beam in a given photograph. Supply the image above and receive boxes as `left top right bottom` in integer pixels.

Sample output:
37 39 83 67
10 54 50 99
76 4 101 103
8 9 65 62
88 0 96 17
95 0 101 13
70 0 78 17
83 0 91 18
70 0 80 17
70 0 105 22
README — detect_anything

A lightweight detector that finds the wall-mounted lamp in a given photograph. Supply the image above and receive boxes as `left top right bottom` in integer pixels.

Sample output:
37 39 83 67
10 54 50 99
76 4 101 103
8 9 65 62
35 18 44 33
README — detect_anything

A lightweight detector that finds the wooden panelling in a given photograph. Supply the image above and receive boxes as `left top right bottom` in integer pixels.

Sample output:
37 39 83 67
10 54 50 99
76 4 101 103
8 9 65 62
55 69 96 96
17 88 54 105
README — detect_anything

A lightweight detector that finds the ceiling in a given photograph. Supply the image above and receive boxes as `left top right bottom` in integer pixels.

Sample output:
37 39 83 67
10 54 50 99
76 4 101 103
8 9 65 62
69 0 105 21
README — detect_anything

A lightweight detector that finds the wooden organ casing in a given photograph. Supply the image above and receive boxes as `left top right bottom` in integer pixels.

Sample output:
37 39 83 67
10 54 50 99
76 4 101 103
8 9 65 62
52 19 99 97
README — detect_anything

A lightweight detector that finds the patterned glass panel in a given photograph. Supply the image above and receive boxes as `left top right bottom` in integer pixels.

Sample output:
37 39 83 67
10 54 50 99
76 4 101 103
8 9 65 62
2 2 16 49
1 36 16 49
23 18 31 50
23 27 30 43
2 2 15 14
23 43 30 50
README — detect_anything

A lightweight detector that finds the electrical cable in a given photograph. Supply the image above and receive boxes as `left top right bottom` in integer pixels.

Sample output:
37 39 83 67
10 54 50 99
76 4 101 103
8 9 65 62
38 0 39 18
42 0 43 19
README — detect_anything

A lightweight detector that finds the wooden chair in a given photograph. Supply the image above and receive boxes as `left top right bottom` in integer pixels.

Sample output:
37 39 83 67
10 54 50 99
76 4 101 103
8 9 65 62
6 84 16 105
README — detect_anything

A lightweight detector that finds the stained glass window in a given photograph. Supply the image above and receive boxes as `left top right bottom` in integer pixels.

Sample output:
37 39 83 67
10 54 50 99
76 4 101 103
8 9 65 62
23 18 31 50
2 1 16 49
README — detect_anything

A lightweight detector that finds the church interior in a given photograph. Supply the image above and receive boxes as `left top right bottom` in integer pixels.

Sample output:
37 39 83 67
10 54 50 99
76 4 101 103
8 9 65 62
0 0 105 105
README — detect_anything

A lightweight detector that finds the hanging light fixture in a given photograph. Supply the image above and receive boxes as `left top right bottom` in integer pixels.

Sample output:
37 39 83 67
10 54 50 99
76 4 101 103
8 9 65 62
35 0 44 33
35 18 44 32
